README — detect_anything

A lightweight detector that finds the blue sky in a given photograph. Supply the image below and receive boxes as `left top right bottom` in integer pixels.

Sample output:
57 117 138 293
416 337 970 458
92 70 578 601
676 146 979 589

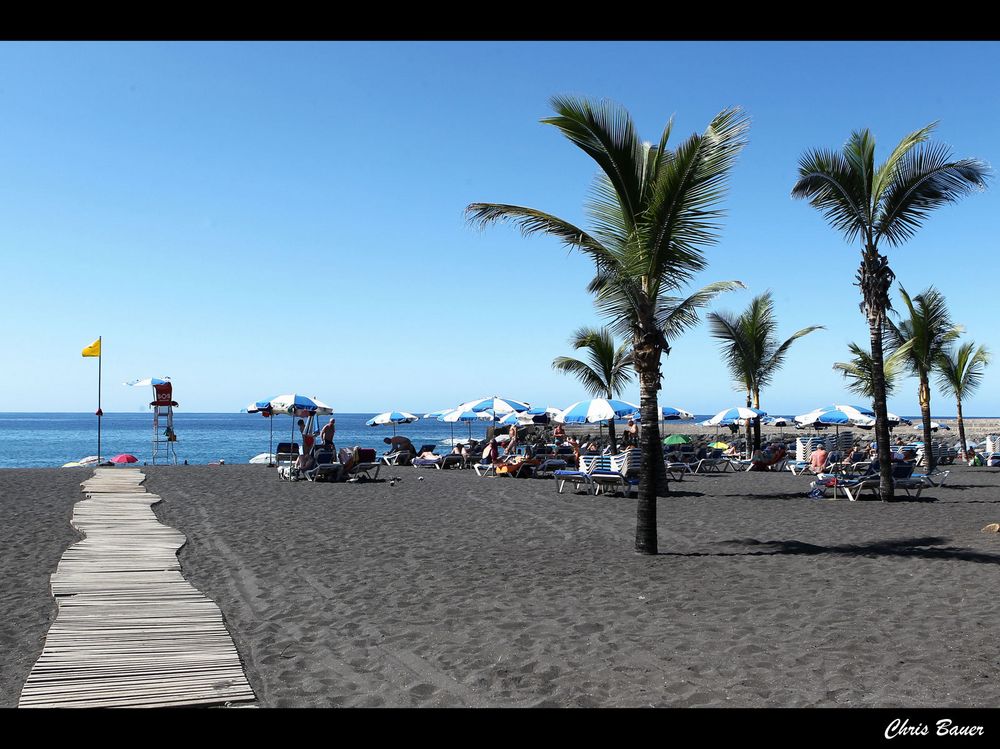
1 41 997 416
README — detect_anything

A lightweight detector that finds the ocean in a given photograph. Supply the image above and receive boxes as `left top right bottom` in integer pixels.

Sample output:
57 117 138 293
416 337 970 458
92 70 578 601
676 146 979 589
0 412 976 469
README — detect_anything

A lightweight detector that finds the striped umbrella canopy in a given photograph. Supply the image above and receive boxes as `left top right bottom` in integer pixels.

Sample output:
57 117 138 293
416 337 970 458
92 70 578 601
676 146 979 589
854 412 908 430
456 396 531 416
555 398 640 424
630 406 695 422
438 408 493 441
263 394 333 454
912 421 950 431
499 411 535 426
423 409 452 419
268 394 334 417
366 411 419 436
707 407 766 425
246 400 276 466
794 404 873 426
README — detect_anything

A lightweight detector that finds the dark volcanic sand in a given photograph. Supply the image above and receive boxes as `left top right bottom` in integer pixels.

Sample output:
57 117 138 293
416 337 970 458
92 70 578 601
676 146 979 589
4 464 1000 707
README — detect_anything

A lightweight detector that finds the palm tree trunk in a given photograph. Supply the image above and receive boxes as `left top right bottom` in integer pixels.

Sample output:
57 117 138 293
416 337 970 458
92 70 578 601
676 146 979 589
956 399 967 461
633 320 666 555
607 417 618 454
752 389 762 451
919 375 935 470
744 392 753 458
861 246 895 502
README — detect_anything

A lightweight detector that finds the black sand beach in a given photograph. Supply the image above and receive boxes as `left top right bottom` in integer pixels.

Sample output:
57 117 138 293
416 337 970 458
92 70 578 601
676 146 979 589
4 464 1000 707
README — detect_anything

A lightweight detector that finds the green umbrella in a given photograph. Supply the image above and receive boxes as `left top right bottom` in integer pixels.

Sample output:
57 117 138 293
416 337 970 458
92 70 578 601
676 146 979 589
663 434 692 446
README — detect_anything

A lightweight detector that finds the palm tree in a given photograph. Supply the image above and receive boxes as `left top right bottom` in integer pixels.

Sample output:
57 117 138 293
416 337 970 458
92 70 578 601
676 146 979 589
708 292 823 452
886 286 962 469
552 327 633 452
468 97 750 554
792 124 988 500
936 341 991 460
832 341 911 400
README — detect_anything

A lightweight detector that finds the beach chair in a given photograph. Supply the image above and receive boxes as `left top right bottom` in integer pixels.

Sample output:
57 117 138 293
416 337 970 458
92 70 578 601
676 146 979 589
553 455 610 494
834 463 921 501
411 445 444 469
589 450 645 496
382 450 414 466
306 450 343 482
274 442 299 467
345 448 381 481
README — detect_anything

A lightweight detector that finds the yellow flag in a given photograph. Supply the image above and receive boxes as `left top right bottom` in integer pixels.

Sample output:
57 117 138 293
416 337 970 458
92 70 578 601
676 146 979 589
82 338 101 357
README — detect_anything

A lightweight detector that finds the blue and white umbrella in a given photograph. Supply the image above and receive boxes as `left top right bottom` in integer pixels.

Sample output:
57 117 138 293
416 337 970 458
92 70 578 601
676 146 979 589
268 393 334 417
262 394 334 453
438 408 493 441
423 409 452 419
794 404 873 426
631 406 694 422
366 411 419 436
707 407 766 425
555 398 640 424
456 396 531 416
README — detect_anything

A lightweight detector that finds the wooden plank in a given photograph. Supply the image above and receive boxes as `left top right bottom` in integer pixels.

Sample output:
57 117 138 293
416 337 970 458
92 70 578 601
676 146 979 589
19 469 256 708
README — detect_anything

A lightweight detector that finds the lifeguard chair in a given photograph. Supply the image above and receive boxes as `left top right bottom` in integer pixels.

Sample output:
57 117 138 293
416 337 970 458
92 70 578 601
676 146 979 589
151 381 179 465
126 376 179 465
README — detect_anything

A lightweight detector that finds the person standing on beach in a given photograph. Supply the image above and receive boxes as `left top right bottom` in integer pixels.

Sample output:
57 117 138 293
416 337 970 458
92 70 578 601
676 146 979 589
507 424 519 455
319 418 336 451
623 418 639 447
552 423 566 444
297 419 316 455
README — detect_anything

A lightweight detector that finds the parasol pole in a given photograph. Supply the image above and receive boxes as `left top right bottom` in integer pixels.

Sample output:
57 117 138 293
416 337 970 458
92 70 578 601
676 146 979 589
269 412 274 466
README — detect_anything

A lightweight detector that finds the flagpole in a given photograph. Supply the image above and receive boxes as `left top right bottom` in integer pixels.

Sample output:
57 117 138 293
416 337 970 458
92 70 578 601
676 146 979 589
97 336 102 463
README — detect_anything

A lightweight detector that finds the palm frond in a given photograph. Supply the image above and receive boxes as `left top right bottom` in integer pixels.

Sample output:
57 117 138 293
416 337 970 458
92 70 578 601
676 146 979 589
641 107 751 292
656 280 746 341
871 123 936 207
542 96 645 230
935 341 991 400
875 143 990 247
791 148 870 243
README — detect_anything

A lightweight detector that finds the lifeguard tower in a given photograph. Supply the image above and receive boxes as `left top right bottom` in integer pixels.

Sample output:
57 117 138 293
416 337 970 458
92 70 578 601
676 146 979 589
126 377 179 465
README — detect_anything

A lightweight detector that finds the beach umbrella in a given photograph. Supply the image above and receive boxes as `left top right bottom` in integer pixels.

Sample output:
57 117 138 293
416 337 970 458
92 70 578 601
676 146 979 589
630 406 694 422
110 454 138 464
247 400 276 466
707 407 766 425
366 411 419 436
423 409 452 419
456 396 531 436
268 394 333 417
555 398 640 424
438 408 493 441
260 394 333 451
663 434 692 445
912 421 949 432
457 396 531 415
708 441 729 450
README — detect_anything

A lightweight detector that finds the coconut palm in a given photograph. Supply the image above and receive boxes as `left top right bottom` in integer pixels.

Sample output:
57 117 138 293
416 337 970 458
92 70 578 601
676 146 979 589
468 97 749 554
552 327 633 452
708 292 823 451
886 286 962 469
832 341 911 400
936 340 991 459
792 124 988 499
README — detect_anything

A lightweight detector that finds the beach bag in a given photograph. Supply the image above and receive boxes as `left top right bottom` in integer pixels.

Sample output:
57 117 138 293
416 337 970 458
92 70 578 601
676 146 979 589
970 455 984 467
808 487 826 498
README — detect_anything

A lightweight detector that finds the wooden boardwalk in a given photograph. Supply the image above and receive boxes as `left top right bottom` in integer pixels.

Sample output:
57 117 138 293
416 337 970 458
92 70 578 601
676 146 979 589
19 468 256 708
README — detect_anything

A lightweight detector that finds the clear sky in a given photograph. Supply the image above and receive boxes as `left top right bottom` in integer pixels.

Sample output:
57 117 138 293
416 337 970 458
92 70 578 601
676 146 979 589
1 41 997 416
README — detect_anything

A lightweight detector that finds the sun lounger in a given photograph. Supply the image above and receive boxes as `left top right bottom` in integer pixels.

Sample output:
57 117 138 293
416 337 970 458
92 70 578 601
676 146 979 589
274 442 299 467
554 455 609 494
382 450 414 466
306 450 343 482
346 448 381 481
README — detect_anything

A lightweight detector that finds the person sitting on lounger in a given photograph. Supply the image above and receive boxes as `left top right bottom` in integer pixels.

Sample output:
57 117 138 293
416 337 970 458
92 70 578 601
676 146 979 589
481 438 500 465
553 424 566 444
806 445 828 474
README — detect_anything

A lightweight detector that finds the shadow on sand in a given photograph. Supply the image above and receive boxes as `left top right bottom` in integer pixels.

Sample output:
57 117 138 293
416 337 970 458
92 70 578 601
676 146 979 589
659 536 1000 564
